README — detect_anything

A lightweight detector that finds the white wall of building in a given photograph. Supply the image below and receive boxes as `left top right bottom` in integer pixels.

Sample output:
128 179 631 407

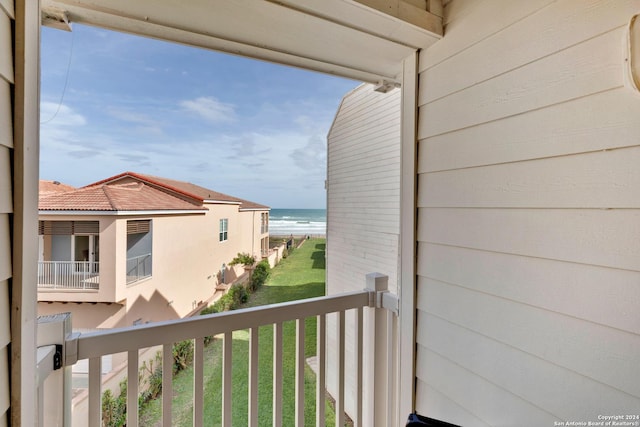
326 83 401 419
415 1 640 424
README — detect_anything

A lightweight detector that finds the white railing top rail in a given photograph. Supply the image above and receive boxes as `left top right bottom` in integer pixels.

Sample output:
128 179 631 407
68 289 373 362
38 260 98 264
126 253 151 262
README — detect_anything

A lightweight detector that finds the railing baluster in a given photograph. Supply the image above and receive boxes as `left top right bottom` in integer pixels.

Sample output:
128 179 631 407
83 261 88 289
37 260 102 289
273 322 283 427
336 310 345 427
162 343 173 427
387 312 397 427
193 337 204 427
128 350 139 427
222 331 233 426
295 318 305 427
316 314 326 426
248 327 259 427
356 307 364 427
88 357 102 427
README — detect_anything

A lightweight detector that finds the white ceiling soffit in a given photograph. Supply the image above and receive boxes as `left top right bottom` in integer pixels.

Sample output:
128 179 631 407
41 0 441 84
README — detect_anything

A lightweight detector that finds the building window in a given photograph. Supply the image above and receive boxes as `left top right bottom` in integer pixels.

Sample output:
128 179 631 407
261 213 269 234
219 218 228 242
126 220 152 284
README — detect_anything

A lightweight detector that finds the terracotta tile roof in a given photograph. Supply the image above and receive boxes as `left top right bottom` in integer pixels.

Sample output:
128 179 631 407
87 172 269 210
39 180 76 195
39 181 206 212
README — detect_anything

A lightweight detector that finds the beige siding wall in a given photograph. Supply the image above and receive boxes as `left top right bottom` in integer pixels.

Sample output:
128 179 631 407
326 83 401 419
0 1 12 423
415 0 640 424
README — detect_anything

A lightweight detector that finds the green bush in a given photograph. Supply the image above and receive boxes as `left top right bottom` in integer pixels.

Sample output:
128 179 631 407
228 283 249 306
139 352 163 405
250 260 270 291
102 379 127 426
200 304 218 315
204 284 248 314
228 252 256 266
200 284 249 344
172 340 194 374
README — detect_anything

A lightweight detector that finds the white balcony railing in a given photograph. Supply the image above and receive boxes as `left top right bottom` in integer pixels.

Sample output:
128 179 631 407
37 261 100 290
126 253 152 284
37 273 399 427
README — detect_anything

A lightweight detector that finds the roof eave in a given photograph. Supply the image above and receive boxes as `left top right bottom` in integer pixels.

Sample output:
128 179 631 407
39 209 207 216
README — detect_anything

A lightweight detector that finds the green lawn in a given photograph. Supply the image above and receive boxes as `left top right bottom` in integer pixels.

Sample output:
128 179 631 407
140 238 335 426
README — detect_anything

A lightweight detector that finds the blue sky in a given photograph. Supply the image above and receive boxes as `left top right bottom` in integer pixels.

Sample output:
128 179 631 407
40 24 359 209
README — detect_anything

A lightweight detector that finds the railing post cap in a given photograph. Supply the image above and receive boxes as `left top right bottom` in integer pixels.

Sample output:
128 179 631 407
366 272 388 291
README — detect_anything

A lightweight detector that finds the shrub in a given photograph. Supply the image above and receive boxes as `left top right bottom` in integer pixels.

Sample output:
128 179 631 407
102 379 127 426
228 283 249 305
228 252 256 266
202 284 248 316
139 351 163 405
250 260 270 291
172 340 194 374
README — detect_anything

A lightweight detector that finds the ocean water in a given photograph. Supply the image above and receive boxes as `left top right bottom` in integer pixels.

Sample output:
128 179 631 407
269 208 327 236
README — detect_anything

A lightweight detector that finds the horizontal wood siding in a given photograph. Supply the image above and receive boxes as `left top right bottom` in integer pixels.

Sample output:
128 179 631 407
326 83 401 420
0 2 11 424
0 147 11 214
327 83 402 296
415 0 640 424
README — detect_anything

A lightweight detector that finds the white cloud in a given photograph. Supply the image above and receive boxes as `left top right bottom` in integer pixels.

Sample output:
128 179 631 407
180 96 236 123
107 108 157 126
40 101 87 127
290 135 326 172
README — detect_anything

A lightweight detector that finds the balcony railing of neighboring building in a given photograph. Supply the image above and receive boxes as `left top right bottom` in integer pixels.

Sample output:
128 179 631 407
37 261 100 290
37 273 399 427
126 253 152 284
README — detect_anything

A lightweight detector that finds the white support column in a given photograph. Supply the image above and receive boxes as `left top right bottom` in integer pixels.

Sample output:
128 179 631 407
363 273 389 427
12 0 41 425
399 50 419 426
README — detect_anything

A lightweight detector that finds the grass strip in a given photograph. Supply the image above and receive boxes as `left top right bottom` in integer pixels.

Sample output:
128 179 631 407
140 238 335 426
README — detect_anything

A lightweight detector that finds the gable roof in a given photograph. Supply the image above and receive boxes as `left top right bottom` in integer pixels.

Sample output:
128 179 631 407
86 172 269 211
39 181 207 212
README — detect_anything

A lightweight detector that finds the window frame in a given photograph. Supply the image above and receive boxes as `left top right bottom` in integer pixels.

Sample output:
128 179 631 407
219 218 228 242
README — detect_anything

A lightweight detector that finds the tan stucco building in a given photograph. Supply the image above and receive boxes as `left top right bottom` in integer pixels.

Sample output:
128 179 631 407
37 172 269 329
